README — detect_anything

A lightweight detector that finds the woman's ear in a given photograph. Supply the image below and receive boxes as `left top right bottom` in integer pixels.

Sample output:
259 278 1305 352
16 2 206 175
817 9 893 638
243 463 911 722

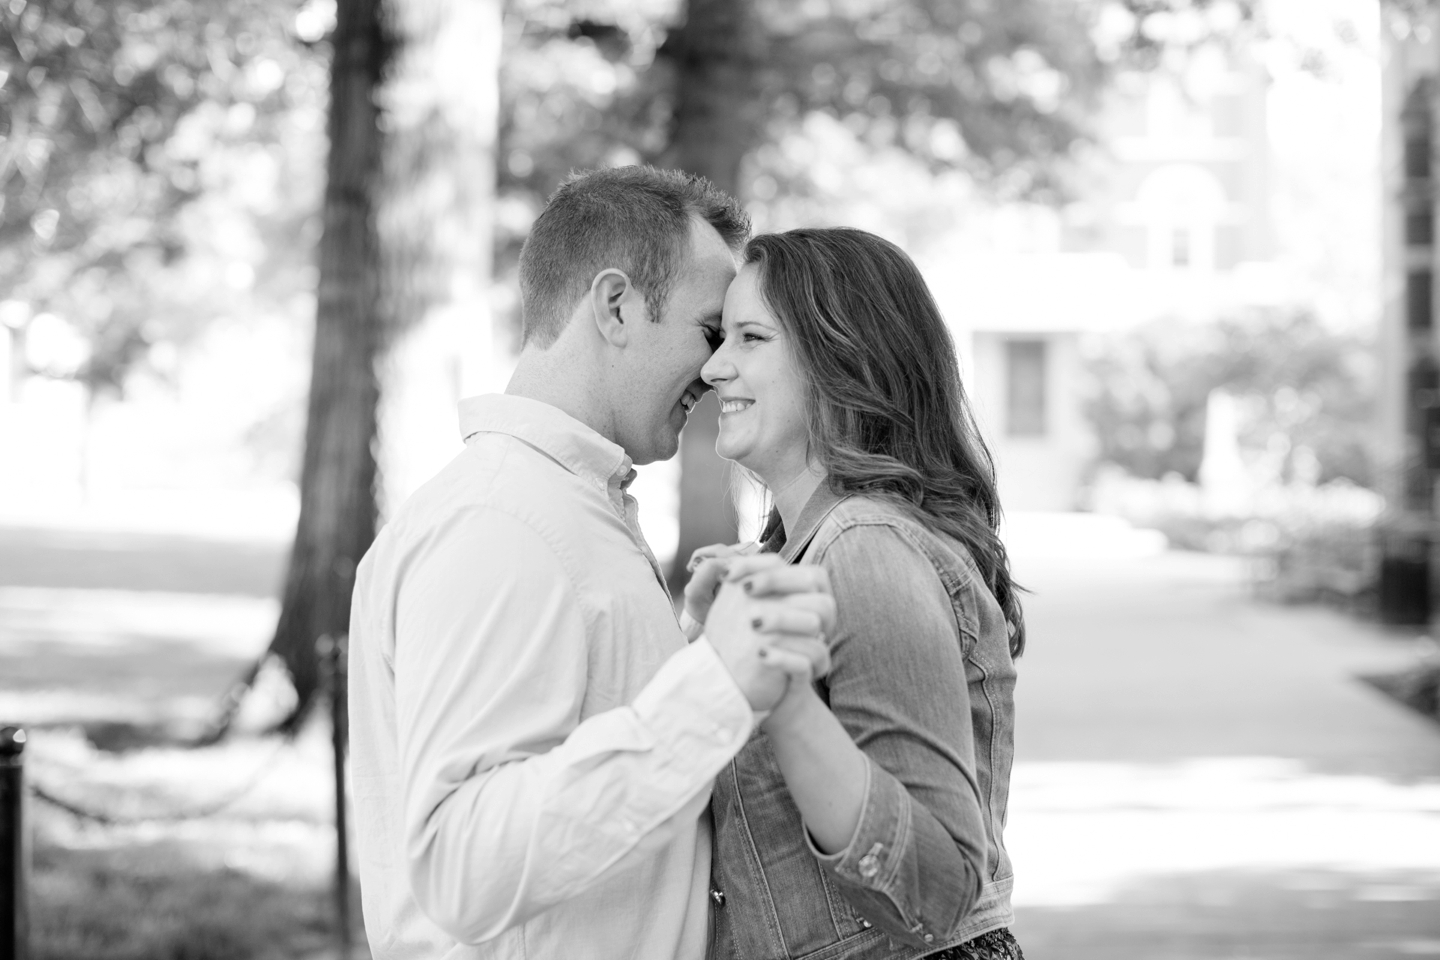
589 269 633 346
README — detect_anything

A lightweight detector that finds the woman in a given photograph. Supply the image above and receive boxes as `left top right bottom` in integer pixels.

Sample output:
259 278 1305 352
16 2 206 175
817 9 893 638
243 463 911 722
684 228 1025 960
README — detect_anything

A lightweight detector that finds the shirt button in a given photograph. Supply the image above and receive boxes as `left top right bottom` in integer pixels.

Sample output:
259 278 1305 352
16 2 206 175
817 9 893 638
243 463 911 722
710 888 726 907
857 853 881 879
923 934 934 943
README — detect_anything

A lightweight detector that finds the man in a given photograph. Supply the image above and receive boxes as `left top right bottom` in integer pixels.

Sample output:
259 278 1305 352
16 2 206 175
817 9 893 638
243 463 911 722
348 166 834 960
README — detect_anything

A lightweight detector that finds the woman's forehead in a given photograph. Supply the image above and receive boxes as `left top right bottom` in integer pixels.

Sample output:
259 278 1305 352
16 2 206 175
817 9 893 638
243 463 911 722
723 268 773 321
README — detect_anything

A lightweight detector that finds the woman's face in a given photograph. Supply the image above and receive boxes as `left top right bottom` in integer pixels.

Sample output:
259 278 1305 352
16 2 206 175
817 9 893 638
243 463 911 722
702 265 812 485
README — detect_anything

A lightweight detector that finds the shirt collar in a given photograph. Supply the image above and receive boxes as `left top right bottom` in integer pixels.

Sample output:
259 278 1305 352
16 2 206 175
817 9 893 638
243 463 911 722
458 394 634 490
765 481 849 563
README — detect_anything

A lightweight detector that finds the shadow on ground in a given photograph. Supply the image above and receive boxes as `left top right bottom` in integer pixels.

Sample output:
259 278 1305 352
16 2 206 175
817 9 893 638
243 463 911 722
0 526 285 597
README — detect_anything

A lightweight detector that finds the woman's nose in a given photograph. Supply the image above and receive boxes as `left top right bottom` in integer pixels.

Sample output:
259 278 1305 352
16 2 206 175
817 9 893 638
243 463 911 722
701 346 731 386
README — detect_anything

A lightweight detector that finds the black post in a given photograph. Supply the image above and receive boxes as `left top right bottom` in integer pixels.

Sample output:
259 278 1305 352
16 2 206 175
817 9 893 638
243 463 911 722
319 636 351 957
1 726 28 960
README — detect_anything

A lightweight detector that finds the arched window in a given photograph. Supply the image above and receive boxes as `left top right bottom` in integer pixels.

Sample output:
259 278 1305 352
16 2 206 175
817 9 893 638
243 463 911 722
1133 164 1228 272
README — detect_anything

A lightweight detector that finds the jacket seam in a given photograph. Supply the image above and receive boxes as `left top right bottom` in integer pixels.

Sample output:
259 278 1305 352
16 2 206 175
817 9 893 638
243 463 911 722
970 652 1004 884
729 756 791 956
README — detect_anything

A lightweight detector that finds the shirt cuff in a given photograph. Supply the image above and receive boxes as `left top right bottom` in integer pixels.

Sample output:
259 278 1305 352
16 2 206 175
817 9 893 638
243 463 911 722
806 754 909 891
631 639 755 763
678 608 706 642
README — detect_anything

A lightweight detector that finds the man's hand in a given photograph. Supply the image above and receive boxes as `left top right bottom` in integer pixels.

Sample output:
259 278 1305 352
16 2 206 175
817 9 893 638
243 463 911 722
703 554 836 713
683 541 761 630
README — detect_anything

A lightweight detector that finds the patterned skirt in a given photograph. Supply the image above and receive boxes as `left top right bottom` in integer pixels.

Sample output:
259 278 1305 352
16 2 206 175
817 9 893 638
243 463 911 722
923 927 1025 960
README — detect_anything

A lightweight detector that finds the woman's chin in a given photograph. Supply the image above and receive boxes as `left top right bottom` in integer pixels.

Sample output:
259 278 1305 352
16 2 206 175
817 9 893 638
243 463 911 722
714 439 756 471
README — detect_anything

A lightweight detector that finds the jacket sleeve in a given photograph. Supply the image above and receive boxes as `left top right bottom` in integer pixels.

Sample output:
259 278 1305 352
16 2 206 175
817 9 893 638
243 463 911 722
803 520 988 947
393 506 754 944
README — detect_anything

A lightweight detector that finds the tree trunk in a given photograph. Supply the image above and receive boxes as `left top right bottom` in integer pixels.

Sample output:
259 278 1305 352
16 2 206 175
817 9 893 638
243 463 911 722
269 0 391 733
202 0 391 741
660 0 766 592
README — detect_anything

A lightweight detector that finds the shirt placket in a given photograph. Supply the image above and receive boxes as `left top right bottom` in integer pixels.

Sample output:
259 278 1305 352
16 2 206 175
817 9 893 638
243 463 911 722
609 468 669 593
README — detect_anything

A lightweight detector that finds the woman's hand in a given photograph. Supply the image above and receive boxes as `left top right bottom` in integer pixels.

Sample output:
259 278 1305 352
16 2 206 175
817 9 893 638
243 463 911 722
757 645 824 734
683 541 761 633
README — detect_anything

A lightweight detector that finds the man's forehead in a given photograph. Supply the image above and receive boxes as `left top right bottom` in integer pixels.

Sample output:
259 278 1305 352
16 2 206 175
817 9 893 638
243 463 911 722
653 217 736 324
685 216 740 278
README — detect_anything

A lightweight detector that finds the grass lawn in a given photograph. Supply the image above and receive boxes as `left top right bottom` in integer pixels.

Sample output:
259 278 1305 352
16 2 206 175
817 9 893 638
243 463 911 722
1 525 367 959
19 725 369 960
32 841 345 960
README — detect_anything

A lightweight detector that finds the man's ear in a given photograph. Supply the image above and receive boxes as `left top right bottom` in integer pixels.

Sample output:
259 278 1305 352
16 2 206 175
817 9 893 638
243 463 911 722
589 269 635 347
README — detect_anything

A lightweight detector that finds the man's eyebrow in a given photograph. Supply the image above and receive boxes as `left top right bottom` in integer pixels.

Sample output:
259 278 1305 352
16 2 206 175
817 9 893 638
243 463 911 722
697 311 723 326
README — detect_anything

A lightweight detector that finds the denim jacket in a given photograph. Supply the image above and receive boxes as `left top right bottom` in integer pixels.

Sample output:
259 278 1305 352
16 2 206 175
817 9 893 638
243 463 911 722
709 485 1017 960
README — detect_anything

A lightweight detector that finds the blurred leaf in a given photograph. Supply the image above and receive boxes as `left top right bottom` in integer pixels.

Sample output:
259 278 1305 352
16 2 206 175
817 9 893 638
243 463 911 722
0 0 327 397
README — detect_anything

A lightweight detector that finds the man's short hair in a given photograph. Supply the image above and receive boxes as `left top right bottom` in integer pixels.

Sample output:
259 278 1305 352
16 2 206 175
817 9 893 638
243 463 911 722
517 166 750 347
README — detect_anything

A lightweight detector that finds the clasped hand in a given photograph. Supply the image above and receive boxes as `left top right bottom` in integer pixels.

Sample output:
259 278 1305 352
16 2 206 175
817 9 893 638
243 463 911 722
687 545 835 713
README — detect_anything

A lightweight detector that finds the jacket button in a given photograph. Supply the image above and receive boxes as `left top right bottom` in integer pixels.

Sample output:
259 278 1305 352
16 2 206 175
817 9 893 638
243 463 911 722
710 888 726 907
858 918 872 929
923 934 934 943
857 853 880 878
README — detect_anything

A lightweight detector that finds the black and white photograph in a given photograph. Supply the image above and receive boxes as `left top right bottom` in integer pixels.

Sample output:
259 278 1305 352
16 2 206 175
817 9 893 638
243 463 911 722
0 0 1437 958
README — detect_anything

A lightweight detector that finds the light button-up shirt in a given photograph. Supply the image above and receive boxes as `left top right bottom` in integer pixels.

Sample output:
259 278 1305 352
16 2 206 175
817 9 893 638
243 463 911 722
348 394 755 960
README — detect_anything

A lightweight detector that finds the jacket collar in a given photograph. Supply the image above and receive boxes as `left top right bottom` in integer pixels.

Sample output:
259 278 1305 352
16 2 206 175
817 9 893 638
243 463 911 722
458 394 634 492
765 481 849 563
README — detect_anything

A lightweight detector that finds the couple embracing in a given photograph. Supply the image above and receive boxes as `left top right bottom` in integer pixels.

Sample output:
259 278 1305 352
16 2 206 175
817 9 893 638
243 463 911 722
347 166 1025 960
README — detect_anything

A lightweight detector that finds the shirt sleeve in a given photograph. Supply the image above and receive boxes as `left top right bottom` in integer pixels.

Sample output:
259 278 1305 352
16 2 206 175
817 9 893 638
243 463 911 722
393 505 754 944
803 521 988 946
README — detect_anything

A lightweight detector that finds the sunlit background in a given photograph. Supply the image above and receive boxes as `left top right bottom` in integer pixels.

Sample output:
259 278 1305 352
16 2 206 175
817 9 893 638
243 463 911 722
2 0 1438 957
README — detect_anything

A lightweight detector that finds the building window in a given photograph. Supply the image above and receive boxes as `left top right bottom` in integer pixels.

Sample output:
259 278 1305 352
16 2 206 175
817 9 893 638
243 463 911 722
1406 134 1432 180
1005 340 1047 438
1171 227 1192 268
1406 210 1434 248
1409 270 1433 331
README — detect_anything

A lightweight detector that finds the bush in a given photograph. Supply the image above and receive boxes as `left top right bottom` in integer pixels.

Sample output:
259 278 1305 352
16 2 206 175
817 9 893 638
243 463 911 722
1084 310 1375 487
1088 466 1384 607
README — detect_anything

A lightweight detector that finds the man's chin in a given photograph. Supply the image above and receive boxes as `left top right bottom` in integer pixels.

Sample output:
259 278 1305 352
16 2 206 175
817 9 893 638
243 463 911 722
656 434 682 463
630 433 680 466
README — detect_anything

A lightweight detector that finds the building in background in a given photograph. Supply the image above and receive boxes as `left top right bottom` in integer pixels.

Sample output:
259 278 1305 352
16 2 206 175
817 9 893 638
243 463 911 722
933 43 1278 512
1377 10 1440 623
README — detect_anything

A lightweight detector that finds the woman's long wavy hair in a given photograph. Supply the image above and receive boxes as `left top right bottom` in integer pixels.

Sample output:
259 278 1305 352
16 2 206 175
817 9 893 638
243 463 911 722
747 227 1026 657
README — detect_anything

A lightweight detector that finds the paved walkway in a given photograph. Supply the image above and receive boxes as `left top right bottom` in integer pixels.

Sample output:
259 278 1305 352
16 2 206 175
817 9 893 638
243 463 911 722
1004 538 1440 959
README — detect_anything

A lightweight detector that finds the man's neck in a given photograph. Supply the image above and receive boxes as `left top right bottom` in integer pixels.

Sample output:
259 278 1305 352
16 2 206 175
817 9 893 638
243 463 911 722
505 345 616 446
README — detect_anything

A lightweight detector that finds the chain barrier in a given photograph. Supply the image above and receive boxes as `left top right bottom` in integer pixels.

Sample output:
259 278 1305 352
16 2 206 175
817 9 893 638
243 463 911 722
27 736 293 826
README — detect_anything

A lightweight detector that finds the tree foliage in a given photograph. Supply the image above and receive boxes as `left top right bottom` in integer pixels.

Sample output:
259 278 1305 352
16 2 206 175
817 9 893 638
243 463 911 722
0 0 326 397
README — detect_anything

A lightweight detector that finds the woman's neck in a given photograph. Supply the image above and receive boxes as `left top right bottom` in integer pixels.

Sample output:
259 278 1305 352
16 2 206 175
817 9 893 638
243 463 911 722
767 462 828 541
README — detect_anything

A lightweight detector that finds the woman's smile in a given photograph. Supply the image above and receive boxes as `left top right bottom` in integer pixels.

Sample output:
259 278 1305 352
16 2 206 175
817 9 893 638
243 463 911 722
718 397 754 414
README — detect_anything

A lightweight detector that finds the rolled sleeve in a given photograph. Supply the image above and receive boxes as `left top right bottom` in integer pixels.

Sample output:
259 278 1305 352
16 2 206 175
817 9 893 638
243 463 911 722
806 521 988 945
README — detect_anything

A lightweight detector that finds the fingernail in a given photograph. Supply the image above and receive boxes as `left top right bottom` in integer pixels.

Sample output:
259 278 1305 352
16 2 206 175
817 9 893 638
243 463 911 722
751 617 763 629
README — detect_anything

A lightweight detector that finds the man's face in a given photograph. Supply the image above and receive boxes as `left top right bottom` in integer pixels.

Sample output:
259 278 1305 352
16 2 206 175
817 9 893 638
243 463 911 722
614 218 736 464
